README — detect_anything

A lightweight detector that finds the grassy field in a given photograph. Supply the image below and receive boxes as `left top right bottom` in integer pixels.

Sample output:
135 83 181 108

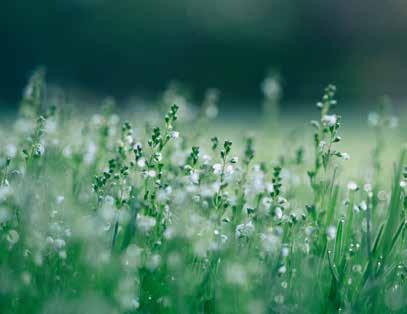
0 71 406 313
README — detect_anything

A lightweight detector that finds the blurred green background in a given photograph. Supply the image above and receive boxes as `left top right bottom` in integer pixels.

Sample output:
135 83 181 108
1 0 407 108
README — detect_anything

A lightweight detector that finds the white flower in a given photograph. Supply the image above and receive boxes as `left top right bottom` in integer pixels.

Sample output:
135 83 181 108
147 170 157 178
266 183 274 193
236 221 255 239
275 295 284 304
63 146 72 158
400 181 406 188
368 112 379 126
319 140 327 149
36 143 45 156
6 144 17 158
6 229 19 245
230 157 239 164
189 171 200 184
104 195 115 206
278 265 287 274
56 195 65 204
163 186 172 196
147 254 161 271
389 117 398 128
260 233 279 253
54 238 66 250
275 207 283 220
220 234 228 243
225 263 247 286
109 114 120 125
277 196 287 204
262 197 272 209
46 236 54 245
281 246 290 257
59 251 67 259
305 226 314 236
359 201 367 211
170 131 179 139
213 163 222 175
123 244 142 268
45 120 57 133
91 114 103 125
84 142 97 164
21 272 31 285
205 104 218 119
322 114 337 127
225 165 234 176
327 225 337 240
364 183 372 192
125 135 134 145
137 158 146 168
0 186 12 201
164 227 175 240
341 152 350 160
202 154 212 165
347 181 359 191
0 207 10 223
154 153 162 162
261 77 281 100
100 201 116 221
136 214 156 233
65 228 72 237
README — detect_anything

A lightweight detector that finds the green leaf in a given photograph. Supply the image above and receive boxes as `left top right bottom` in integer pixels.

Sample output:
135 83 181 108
380 150 406 256
372 223 384 256
334 219 344 266
327 250 339 283
388 220 406 254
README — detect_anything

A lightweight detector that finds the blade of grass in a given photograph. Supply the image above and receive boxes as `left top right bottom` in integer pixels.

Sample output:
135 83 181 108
333 218 343 266
380 150 405 256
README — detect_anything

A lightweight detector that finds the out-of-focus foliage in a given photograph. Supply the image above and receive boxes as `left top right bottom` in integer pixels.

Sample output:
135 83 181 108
2 1 407 104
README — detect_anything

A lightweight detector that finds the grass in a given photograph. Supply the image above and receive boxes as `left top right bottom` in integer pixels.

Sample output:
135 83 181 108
0 70 406 313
